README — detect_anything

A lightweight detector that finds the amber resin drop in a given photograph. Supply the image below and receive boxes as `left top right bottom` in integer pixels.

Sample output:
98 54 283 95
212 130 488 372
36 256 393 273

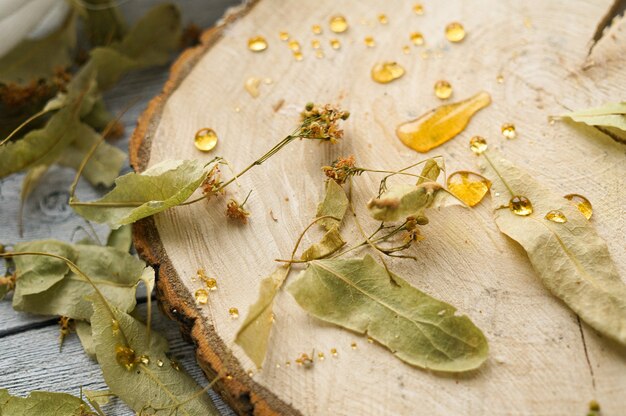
469 136 488 154
545 210 567 223
194 128 218 152
410 31 424 46
434 80 452 99
564 194 593 219
371 61 405 84
116 345 136 371
247 36 268 52
509 195 533 216
329 15 348 33
501 123 517 139
445 22 465 42
194 288 208 304
447 171 491 207
396 91 491 153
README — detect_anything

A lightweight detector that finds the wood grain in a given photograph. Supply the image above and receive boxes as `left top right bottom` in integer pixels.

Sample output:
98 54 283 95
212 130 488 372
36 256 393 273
131 1 626 415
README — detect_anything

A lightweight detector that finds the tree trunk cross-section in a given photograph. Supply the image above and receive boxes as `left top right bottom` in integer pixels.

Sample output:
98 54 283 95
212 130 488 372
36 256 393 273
130 1 626 415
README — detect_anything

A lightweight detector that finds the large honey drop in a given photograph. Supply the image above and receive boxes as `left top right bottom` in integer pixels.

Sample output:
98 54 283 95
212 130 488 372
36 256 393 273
396 91 491 153
116 345 137 371
247 36 268 52
194 128 218 152
445 22 465 42
545 210 567 223
447 171 491 207
509 195 533 216
371 61 405 84
564 194 593 219
329 15 348 33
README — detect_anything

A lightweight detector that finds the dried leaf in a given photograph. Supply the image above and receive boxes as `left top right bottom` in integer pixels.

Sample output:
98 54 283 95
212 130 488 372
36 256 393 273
75 0 127 47
106 225 133 252
479 152 626 346
315 179 348 230
416 158 441 185
367 182 440 222
83 389 112 415
12 240 148 320
288 256 488 371
72 159 209 228
90 294 219 414
235 267 289 368
300 227 346 261
562 101 626 131
76 321 96 359
0 389 90 415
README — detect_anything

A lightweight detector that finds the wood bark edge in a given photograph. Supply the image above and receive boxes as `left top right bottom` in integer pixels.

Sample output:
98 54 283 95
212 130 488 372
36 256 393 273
129 1 300 415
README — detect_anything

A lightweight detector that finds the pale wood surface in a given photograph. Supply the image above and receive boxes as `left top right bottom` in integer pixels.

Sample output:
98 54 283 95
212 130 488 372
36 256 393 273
133 0 626 415
0 0 239 414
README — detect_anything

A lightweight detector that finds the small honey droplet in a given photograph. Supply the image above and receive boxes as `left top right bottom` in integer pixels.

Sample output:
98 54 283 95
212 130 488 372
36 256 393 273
364 36 375 47
170 359 181 371
434 80 453 99
156 359 164 367
350 342 357 350
469 136 488 155
564 194 593 220
226 374 233 380
402 45 411 55
111 319 120 335
194 128 219 152
229 307 239 319
501 123 517 139
247 369 254 377
371 61 405 84
293 51 303 61
205 277 217 291
378 14 388 25
311 24 322 35
315 49 324 59
194 288 209 305
367 337 374 344
115 345 136 371
317 352 325 361
445 22 466 43
244 77 261 96
330 348 338 357
545 210 568 223
139 355 150 365
311 39 320 49
447 171 491 207
496 74 504 84
288 40 300 52
509 195 533 216
248 36 268 52
409 31 424 46
279 31 289 41
329 15 348 33
413 3 424 15
330 38 341 50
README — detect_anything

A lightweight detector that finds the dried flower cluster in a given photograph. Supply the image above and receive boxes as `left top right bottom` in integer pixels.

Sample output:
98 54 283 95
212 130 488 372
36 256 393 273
322 155 356 184
226 199 250 224
201 165 224 198
299 102 350 143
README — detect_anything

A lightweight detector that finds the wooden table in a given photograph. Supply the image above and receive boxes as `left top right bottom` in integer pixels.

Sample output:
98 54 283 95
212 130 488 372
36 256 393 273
0 1 238 414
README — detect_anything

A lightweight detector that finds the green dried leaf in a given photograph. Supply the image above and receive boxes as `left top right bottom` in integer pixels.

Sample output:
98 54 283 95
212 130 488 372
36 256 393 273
90 294 219 414
562 101 626 131
76 321 96 359
12 240 147 320
416 158 441 185
83 389 112 415
72 159 209 228
75 0 127 47
106 225 133 252
367 183 439 222
235 267 289 368
300 227 346 261
479 153 626 346
0 389 90 415
315 180 348 230
0 13 76 84
288 255 488 372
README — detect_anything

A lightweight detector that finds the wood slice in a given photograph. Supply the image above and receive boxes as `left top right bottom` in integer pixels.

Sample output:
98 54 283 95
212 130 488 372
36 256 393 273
130 1 626 414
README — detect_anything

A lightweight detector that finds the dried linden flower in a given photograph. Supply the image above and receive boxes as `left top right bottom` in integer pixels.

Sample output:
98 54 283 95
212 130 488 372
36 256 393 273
322 155 356 184
300 103 350 143
226 199 250 224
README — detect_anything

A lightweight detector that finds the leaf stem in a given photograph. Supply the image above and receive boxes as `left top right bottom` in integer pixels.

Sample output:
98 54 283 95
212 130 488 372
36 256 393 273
482 152 515 196
0 106 62 146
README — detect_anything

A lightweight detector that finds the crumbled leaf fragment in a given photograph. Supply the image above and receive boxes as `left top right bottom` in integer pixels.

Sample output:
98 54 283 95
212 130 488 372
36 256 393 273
316 180 348 230
300 227 346 261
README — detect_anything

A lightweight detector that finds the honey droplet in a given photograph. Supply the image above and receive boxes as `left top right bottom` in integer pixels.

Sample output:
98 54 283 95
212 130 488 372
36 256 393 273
402 45 411 55
447 171 491 207
288 40 300 52
170 359 181 371
156 359 164 367
111 319 119 335
409 31 424 46
285 361 291 367
247 369 254 377
226 374 233 380
371 61 405 84
367 337 374 344
509 195 533 216
364 36 375 47
378 14 388 25
204 277 217 291
194 288 208 305
248 36 268 52
139 355 150 365
194 128 218 152
445 22 466 43
501 123 517 139
278 31 289 41
330 38 341 50
311 24 322 35
293 51 303 61
350 342 357 350
413 3 424 15
115 345 136 371
434 80 453 99
229 307 239 319
564 194 593 220
545 210 568 223
244 77 261 98
311 39 320 49
469 136 488 155
317 352 325 361
396 91 491 153
330 348 338 357
496 74 504 84
315 49 325 59
329 15 348 33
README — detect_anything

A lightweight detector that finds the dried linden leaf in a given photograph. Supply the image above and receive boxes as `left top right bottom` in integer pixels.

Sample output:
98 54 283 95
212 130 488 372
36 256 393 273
367 182 440 222
479 152 626 346
288 255 488 371
106 225 133 252
0 389 91 415
12 240 148 320
72 159 209 229
76 0 127 47
416 158 441 185
562 101 626 131
300 227 346 261
75 321 96 359
315 179 348 230
90 294 219 414
235 267 289 368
